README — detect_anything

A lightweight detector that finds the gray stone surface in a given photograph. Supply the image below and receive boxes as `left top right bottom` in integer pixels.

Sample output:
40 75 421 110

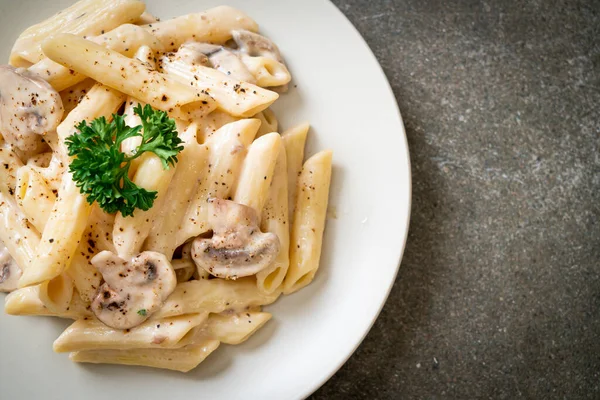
312 0 600 398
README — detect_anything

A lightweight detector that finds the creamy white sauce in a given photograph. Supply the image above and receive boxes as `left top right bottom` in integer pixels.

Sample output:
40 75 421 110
0 65 63 156
231 29 283 63
0 241 22 292
177 42 256 84
191 198 279 280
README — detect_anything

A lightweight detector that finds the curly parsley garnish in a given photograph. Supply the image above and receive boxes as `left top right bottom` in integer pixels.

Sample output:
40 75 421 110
66 104 184 217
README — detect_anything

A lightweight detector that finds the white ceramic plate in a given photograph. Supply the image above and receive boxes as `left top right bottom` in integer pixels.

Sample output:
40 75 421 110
0 0 411 398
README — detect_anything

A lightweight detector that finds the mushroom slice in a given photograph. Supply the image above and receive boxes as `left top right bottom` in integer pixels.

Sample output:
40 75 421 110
0 243 22 292
191 198 280 280
91 251 177 329
0 65 63 154
231 30 284 63
177 42 256 83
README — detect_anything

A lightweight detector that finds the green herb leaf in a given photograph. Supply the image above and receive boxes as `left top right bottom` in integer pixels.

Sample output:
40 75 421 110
137 309 147 316
65 105 184 217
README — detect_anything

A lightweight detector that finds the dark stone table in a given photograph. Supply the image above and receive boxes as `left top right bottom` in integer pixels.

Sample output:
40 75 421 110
312 1 600 398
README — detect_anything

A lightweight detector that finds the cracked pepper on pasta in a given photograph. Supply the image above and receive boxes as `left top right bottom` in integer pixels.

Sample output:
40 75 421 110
0 0 332 372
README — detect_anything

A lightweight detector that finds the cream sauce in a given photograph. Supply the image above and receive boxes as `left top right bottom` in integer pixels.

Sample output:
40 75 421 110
0 241 22 292
177 42 256 84
0 65 63 155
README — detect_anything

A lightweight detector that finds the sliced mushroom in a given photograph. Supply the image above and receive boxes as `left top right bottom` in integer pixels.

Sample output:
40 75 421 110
0 65 63 156
177 42 256 84
191 198 280 280
231 30 284 63
0 242 22 292
91 251 177 329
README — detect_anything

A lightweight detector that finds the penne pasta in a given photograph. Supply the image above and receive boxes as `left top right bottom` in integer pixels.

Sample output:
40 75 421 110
154 278 280 319
177 119 260 245
256 140 290 294
232 132 282 215
19 85 125 287
0 193 41 272
18 173 93 287
254 109 278 138
10 0 146 67
113 153 177 257
205 311 272 345
0 144 24 196
70 338 220 372
282 122 309 221
31 24 162 92
142 6 258 51
54 313 208 352
240 55 292 88
1 2 332 374
66 205 114 303
136 11 158 25
42 34 216 120
59 79 96 115
284 151 333 294
144 126 209 258
15 166 56 232
5 285 92 319
38 273 75 313
159 55 278 118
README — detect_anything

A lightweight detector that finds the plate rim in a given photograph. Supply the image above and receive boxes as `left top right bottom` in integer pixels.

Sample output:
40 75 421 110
299 2 413 397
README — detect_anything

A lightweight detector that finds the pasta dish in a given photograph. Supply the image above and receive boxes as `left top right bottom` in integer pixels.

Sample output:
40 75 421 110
0 0 332 372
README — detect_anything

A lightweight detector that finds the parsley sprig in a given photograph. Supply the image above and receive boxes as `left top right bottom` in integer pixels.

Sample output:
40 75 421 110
66 104 184 217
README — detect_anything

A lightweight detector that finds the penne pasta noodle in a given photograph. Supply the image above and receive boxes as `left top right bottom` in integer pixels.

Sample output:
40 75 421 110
54 313 208 352
256 140 290 294
142 6 258 51
57 83 127 156
254 109 278 138
196 110 240 143
19 85 125 287
59 79 96 115
233 132 282 215
283 151 333 294
42 34 216 120
240 55 292 88
154 277 281 319
70 338 220 372
172 259 197 283
136 11 158 25
177 119 260 245
38 273 75 313
113 153 177 257
67 205 114 303
159 55 278 118
205 311 272 345
5 285 92 319
10 0 146 67
30 24 162 92
15 166 56 232
0 144 24 196
282 122 309 221
0 193 41 272
18 173 93 287
144 126 209 258
1 1 332 374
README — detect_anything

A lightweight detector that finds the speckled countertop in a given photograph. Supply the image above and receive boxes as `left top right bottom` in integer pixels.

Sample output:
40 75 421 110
312 1 600 399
